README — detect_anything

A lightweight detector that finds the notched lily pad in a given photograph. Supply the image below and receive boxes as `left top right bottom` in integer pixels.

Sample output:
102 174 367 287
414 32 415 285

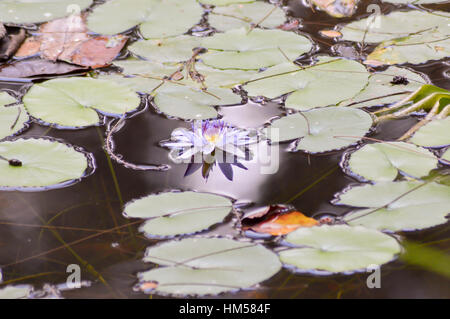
344 142 439 182
124 191 233 237
23 77 141 128
279 225 401 274
0 138 93 190
409 117 450 148
0 92 29 140
336 181 450 232
263 107 373 153
138 237 282 296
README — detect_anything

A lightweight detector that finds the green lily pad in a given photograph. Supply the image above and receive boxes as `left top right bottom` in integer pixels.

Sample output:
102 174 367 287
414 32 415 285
0 285 32 299
366 29 450 66
23 77 141 128
199 0 254 5
263 107 373 153
339 67 427 108
340 10 450 43
138 237 281 295
442 149 450 163
410 117 450 147
0 92 29 140
128 36 202 64
0 138 91 190
124 191 233 237
382 0 449 3
279 225 401 274
209 2 286 31
337 181 450 232
87 0 203 38
244 57 369 110
201 28 313 70
345 142 439 182
0 0 93 24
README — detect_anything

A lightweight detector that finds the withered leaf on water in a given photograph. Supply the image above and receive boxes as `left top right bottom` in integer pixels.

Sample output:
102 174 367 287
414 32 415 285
311 0 358 18
0 58 88 78
0 23 6 39
0 27 26 61
15 15 127 68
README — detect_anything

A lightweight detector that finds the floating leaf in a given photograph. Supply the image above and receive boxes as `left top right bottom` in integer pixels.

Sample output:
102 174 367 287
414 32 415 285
138 237 281 295
201 28 313 70
337 181 450 232
340 66 427 108
244 57 369 110
23 77 141 128
0 0 93 24
345 142 439 182
124 191 233 237
0 59 88 78
0 138 91 190
199 0 254 4
340 10 450 43
365 29 450 66
0 92 28 140
87 0 203 38
263 107 373 153
319 29 342 38
209 2 286 32
128 36 201 64
410 117 450 148
279 225 400 274
442 149 450 163
382 0 449 3
0 285 32 299
311 0 358 18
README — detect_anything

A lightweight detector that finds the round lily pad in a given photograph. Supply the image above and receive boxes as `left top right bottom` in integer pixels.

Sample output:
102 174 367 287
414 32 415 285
0 0 93 24
0 92 29 140
442 149 450 164
87 0 203 38
337 181 450 232
23 77 141 128
345 142 439 182
209 2 286 32
263 107 373 153
200 0 254 5
279 225 401 274
124 191 233 237
0 285 33 299
0 138 92 190
409 117 450 148
201 28 313 70
138 237 282 295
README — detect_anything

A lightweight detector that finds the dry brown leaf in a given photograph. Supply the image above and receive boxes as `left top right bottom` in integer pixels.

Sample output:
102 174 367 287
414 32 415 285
319 29 342 38
0 58 87 78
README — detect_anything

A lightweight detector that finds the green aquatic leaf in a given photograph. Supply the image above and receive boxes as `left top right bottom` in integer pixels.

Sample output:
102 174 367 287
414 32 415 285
0 0 93 24
0 138 90 189
338 181 450 232
201 28 313 70
0 92 29 140
279 225 401 273
345 142 439 182
209 2 286 31
366 29 450 66
0 285 32 299
244 57 369 110
263 107 373 153
442 148 450 163
401 241 450 279
339 66 427 108
23 77 141 128
340 10 450 43
124 191 233 237
410 117 450 147
199 0 254 5
139 237 281 295
87 0 203 38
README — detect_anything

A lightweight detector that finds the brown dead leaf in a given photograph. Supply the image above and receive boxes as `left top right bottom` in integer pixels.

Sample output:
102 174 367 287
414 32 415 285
312 0 358 18
277 20 299 31
0 58 88 78
319 29 342 38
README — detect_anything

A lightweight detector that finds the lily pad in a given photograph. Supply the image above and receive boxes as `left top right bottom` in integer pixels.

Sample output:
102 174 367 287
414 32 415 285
199 0 254 4
244 57 369 110
87 0 203 38
0 92 29 140
442 149 450 163
340 10 450 43
263 107 373 153
201 28 313 70
23 77 141 128
0 138 91 190
365 29 450 66
0 285 32 299
124 191 233 237
279 225 401 274
409 117 450 147
337 181 450 232
345 142 439 182
382 0 449 3
128 36 202 63
138 237 281 295
209 2 286 31
0 0 93 24
339 66 427 108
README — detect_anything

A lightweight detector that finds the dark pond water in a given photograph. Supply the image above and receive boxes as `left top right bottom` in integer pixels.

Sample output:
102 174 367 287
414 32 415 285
0 0 449 298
